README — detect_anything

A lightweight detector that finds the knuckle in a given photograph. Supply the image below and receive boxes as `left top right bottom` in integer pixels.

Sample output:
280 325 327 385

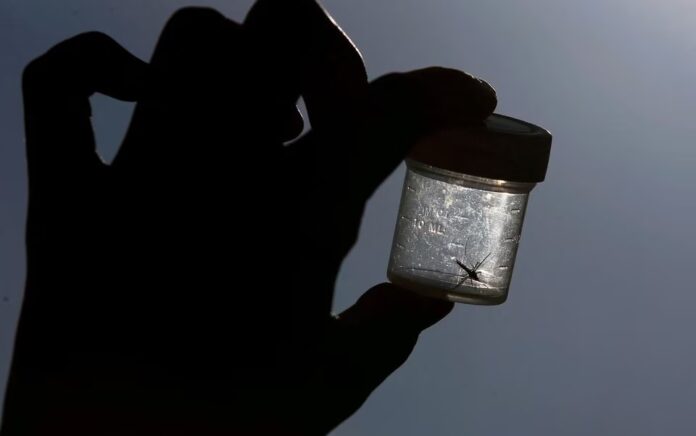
70 31 114 45
369 72 409 94
378 71 407 82
53 31 117 59
22 57 46 87
166 7 226 31
23 31 117 89
22 55 55 92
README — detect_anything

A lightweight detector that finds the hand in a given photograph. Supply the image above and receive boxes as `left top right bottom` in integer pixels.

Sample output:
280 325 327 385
3 2 496 435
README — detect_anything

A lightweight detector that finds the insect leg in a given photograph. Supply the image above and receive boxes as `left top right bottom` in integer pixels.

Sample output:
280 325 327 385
451 275 469 290
474 252 492 271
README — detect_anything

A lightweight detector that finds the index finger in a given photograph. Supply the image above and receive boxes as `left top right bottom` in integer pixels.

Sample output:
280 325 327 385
23 32 147 201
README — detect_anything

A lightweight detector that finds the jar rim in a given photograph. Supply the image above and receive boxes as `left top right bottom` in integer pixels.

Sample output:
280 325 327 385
406 158 536 194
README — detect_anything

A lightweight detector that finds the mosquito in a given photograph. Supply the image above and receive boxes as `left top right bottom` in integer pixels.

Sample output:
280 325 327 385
399 240 493 290
452 250 491 290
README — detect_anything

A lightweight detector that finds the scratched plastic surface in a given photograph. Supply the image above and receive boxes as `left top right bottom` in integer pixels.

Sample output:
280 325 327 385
388 161 533 305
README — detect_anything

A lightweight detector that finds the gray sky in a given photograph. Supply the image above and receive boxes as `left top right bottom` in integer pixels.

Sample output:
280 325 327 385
2 1 696 434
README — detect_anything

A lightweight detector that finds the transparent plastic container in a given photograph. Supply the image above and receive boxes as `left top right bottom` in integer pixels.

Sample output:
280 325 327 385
388 114 552 305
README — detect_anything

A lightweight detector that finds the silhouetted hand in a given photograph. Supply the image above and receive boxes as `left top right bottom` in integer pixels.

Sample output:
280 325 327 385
3 2 496 435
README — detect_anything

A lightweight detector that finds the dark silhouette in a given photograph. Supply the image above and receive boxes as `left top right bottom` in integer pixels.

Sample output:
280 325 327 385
2 1 496 434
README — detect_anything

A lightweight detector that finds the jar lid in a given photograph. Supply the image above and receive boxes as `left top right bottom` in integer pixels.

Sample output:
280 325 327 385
408 114 552 183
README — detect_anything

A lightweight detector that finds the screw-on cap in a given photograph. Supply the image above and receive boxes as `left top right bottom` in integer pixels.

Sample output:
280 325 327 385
408 114 552 183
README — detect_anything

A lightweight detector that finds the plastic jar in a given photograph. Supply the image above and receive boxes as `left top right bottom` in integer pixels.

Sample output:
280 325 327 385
387 114 552 305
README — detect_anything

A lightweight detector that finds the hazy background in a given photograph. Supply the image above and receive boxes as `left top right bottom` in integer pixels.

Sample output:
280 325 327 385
2 0 696 434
